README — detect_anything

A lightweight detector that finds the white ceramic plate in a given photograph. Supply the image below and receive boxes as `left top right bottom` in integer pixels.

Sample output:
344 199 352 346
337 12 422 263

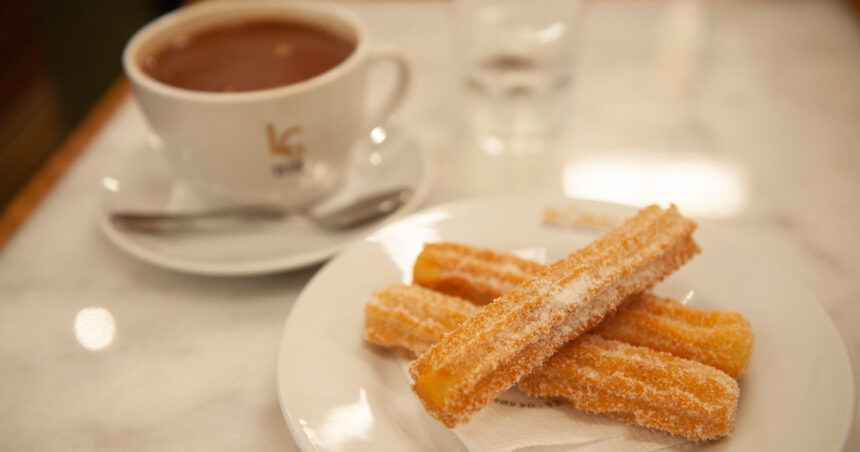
276 196 854 451
98 124 434 275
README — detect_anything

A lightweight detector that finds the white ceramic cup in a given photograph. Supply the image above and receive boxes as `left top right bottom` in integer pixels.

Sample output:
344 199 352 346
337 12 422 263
123 1 409 206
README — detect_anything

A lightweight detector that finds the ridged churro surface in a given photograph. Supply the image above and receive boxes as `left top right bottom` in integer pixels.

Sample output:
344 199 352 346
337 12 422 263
409 205 699 427
413 243 543 305
518 336 738 441
363 284 738 441
364 283 478 356
414 242 753 378
593 293 754 378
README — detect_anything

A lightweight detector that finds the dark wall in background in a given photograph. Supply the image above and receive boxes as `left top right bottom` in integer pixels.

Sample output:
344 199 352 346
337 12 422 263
29 0 180 125
0 0 180 210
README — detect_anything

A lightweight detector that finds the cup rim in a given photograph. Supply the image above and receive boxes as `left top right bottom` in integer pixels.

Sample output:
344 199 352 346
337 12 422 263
122 0 369 103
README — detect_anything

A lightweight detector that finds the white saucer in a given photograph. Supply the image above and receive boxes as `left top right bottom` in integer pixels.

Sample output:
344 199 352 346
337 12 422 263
276 195 854 452
98 124 434 276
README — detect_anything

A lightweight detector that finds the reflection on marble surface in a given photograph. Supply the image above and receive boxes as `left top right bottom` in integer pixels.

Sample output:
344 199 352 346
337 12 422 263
74 307 116 351
101 176 120 193
562 154 747 217
369 127 387 146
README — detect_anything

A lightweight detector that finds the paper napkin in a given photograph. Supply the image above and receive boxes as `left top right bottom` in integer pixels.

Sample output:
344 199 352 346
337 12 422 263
452 388 688 452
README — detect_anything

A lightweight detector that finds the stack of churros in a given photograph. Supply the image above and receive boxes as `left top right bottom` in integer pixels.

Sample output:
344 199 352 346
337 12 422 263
362 204 754 442
414 242 754 379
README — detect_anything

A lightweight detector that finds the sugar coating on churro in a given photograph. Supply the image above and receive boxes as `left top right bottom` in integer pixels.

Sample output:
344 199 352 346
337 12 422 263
362 284 739 441
593 293 754 378
413 242 544 305
410 204 700 427
413 241 753 379
518 335 739 442
364 283 478 356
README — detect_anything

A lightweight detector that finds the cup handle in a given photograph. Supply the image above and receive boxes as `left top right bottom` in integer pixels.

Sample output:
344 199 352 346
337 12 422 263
364 45 410 131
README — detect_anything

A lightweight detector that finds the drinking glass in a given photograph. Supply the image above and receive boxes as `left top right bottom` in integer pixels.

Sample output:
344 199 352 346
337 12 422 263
454 0 581 154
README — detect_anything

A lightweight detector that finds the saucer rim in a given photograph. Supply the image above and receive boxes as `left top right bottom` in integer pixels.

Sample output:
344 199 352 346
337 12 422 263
97 127 436 276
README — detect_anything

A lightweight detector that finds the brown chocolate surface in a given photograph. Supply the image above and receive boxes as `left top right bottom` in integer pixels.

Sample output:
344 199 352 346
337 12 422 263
142 20 354 92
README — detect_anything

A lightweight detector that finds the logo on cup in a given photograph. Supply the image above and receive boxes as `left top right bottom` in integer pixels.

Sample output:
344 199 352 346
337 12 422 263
266 123 305 176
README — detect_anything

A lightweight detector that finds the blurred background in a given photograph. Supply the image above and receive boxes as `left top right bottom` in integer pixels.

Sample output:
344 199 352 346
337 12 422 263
1 0 858 212
1 0 179 209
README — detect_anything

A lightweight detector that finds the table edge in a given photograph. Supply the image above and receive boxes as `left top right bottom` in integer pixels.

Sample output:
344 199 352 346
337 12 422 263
0 77 130 251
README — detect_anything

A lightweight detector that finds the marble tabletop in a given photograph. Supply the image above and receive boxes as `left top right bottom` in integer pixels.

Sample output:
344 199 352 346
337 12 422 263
1 1 858 450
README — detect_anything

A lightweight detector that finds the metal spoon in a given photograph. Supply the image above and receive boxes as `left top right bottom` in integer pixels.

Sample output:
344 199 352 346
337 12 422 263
110 186 413 233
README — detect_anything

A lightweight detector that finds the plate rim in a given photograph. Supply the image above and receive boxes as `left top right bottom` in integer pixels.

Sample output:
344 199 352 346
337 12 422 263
275 194 856 451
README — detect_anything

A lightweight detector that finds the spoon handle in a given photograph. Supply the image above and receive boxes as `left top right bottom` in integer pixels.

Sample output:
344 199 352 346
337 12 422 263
110 205 290 233
109 186 413 233
313 187 413 229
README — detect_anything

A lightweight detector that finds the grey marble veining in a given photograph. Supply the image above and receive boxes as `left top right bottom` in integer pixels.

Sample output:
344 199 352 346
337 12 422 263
1 1 858 450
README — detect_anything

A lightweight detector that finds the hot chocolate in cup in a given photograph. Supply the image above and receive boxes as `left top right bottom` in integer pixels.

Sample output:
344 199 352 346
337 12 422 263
123 1 409 206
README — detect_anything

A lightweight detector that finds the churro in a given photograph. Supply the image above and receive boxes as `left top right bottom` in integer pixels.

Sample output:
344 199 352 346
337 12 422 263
364 283 738 441
409 205 700 427
414 243 753 378
518 336 738 441
364 283 478 356
413 242 543 305
593 293 753 378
